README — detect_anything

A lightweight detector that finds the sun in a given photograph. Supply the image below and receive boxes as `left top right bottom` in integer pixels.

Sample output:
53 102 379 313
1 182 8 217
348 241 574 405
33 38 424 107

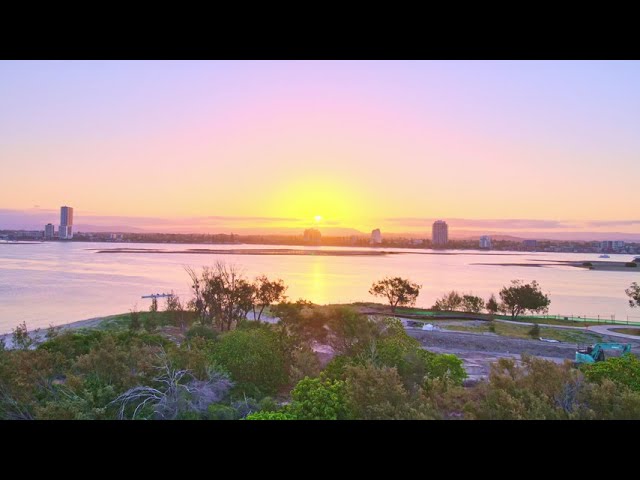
314 215 322 223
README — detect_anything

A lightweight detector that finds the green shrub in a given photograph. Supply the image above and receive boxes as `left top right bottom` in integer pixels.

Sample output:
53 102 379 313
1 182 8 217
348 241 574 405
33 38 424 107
288 377 351 420
245 411 296 420
129 309 141 332
186 325 219 341
143 314 158 332
210 328 287 397
625 262 637 268
425 353 467 385
582 262 593 267
528 323 540 338
207 404 236 420
582 354 640 392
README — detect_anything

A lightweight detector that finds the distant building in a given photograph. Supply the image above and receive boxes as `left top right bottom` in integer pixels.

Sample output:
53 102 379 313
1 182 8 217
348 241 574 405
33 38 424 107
432 220 448 246
523 239 537 249
59 206 74 240
479 235 492 249
370 228 382 244
44 223 55 240
600 240 613 251
303 228 321 244
613 240 625 251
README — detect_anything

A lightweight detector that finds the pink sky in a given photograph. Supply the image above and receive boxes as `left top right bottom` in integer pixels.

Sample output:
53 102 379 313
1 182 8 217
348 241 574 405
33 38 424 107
1 61 639 236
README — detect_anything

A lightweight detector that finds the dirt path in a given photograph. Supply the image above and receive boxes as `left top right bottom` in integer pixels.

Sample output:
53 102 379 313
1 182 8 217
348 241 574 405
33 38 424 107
406 328 640 381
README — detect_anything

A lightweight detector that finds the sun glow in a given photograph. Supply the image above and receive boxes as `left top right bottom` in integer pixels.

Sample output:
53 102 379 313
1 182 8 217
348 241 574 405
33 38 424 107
263 175 369 230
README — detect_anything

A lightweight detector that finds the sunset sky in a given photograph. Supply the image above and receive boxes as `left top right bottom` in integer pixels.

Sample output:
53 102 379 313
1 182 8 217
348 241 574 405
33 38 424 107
1 60 639 236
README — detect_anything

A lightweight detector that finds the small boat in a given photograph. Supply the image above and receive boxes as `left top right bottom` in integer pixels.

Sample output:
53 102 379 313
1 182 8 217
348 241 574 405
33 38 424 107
599 254 610 258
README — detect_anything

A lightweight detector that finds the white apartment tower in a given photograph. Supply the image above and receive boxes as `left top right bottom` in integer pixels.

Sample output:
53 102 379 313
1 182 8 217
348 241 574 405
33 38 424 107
59 206 74 239
370 228 382 244
432 220 448 246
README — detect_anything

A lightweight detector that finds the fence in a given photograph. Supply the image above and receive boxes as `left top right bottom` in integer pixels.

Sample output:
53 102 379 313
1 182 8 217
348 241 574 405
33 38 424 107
519 313 640 326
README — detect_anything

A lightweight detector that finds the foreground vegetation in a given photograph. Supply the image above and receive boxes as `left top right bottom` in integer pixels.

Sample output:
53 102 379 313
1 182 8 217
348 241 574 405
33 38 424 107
2 265 639 420
2 304 640 419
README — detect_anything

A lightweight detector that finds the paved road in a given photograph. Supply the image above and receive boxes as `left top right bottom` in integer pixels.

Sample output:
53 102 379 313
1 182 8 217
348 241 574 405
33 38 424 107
585 325 640 340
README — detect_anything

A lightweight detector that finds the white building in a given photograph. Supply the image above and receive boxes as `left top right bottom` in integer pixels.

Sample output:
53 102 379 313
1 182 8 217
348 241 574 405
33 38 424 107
432 220 448 246
370 228 382 244
613 240 625 251
59 206 74 239
479 235 492 249
44 223 55 240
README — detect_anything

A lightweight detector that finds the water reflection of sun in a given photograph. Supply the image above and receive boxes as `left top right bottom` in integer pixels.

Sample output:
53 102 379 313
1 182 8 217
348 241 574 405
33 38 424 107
309 257 325 304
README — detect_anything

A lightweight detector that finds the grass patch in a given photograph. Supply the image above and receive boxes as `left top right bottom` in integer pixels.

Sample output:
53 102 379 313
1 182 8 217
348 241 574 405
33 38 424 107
96 311 174 331
442 321 603 343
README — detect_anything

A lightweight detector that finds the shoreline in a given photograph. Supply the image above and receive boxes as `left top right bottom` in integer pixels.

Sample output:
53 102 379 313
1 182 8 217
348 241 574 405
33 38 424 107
472 259 639 271
0 315 115 349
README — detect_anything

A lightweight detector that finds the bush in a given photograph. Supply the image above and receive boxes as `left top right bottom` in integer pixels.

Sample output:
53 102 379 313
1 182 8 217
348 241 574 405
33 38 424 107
210 328 287 397
143 314 158 332
625 262 637 268
425 353 467 386
582 354 640 392
582 262 593 267
528 323 540 338
129 309 141 332
344 363 431 420
245 411 296 420
186 325 219 342
488 321 496 333
207 404 237 420
288 377 351 420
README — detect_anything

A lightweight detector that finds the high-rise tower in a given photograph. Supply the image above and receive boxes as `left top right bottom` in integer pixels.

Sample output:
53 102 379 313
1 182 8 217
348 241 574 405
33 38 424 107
59 206 74 239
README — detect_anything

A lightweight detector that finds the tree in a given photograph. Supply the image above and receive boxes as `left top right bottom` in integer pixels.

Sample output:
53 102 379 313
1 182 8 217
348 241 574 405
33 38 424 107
129 306 141 332
369 277 421 312
499 280 550 320
326 307 377 356
271 300 326 349
626 282 640 308
11 322 35 350
486 294 499 315
165 292 189 332
252 275 287 322
185 262 256 331
432 291 463 311
149 297 158 315
461 294 485 314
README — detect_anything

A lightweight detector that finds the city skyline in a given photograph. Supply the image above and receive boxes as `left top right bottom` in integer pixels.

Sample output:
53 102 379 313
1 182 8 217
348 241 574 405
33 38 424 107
2 61 640 237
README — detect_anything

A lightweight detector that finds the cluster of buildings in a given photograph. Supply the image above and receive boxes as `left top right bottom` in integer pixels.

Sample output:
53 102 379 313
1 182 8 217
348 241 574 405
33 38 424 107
303 228 322 244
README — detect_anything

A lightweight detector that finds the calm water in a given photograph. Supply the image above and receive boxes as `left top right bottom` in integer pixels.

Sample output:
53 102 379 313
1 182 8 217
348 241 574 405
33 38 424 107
0 241 639 334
